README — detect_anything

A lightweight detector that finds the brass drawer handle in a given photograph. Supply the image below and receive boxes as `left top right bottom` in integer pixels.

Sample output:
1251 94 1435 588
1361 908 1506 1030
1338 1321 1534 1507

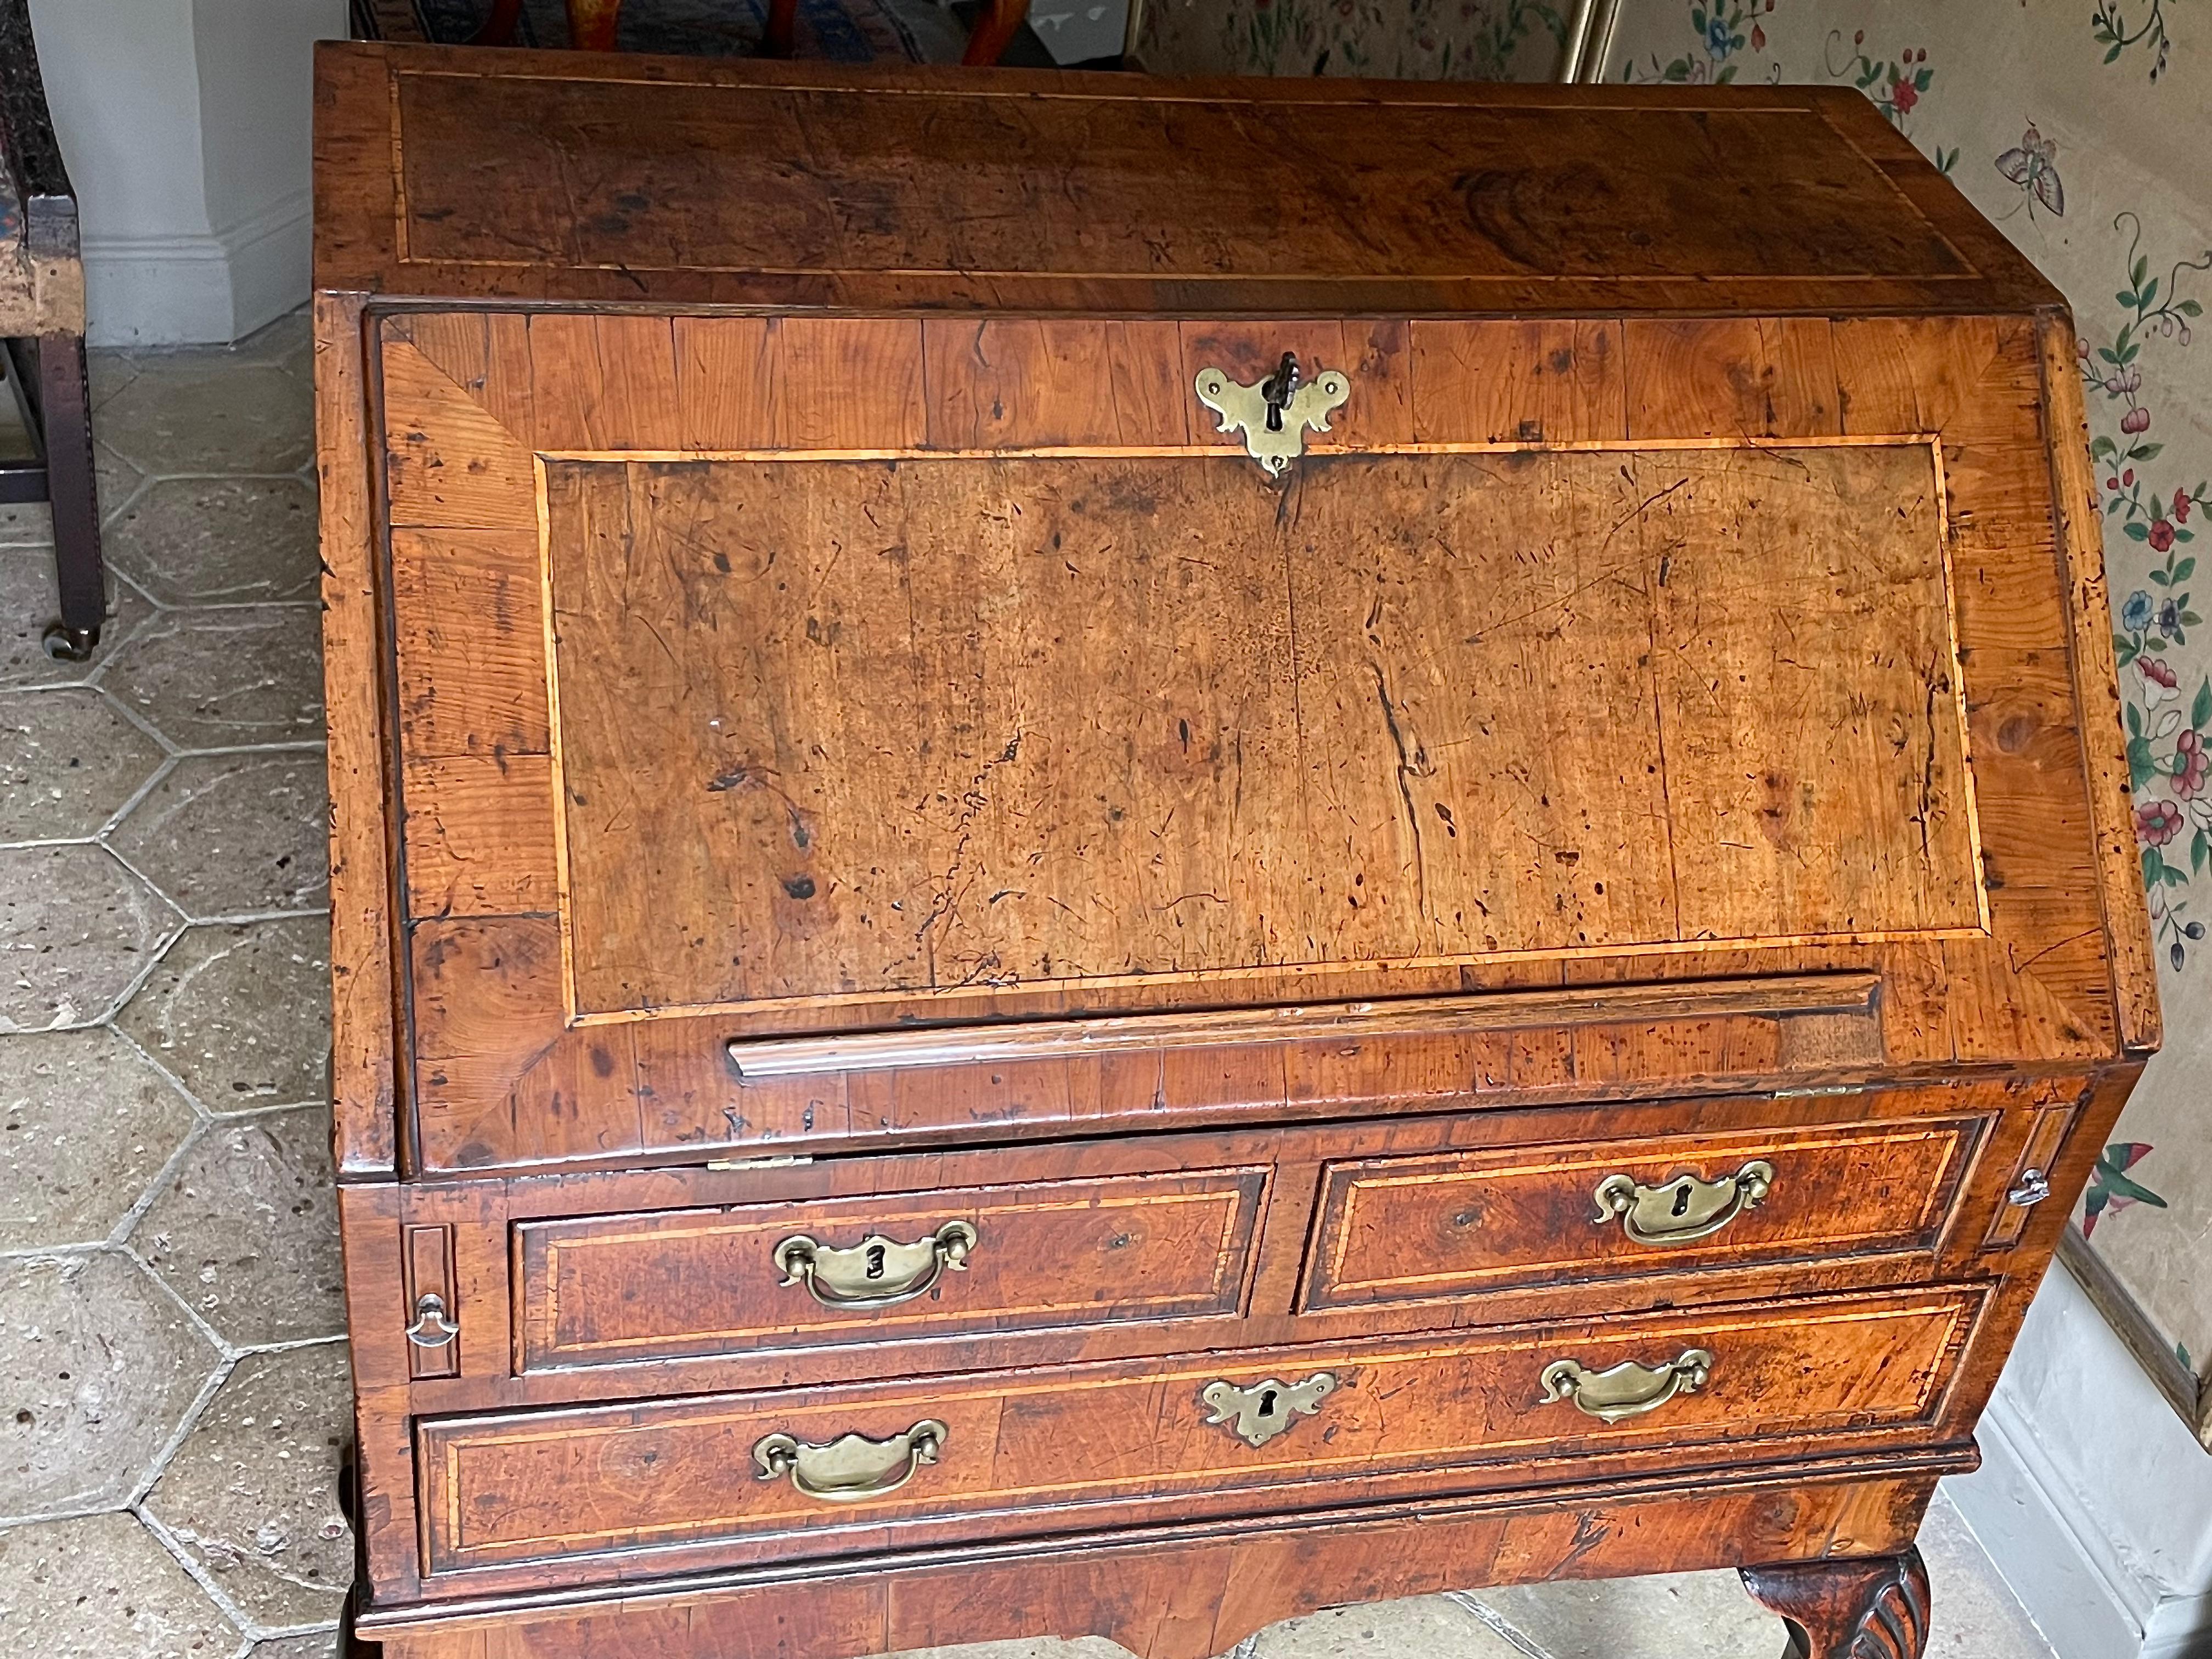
1592 1160 1774 1245
752 1419 947 1503
774 1221 977 1309
1540 1348 1714 1424
405 1292 459 1349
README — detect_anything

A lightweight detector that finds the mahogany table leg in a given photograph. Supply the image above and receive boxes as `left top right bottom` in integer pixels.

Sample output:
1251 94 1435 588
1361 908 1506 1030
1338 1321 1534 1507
762 0 797 56
961 0 1030 64
1740 1547 1931 1659
566 0 620 50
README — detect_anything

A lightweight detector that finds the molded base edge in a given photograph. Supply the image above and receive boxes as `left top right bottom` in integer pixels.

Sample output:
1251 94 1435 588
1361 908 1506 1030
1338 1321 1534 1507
357 1457 1970 1659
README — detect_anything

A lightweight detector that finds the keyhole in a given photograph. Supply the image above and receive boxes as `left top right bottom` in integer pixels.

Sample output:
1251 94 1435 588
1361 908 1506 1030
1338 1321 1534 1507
1264 403 1285 433
1257 1388 1280 1418
1672 1185 1692 1218
865 1243 887 1280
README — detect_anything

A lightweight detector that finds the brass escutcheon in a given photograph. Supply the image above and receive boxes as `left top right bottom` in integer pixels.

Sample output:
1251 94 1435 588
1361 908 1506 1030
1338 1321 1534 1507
1200 1372 1339 1447
1539 1349 1714 1424
1195 353 1351 477
1591 1160 1775 1246
774 1221 978 1309
752 1419 948 1503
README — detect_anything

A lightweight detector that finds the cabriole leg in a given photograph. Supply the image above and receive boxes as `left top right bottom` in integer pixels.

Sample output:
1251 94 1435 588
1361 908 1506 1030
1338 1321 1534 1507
1740 1547 1930 1659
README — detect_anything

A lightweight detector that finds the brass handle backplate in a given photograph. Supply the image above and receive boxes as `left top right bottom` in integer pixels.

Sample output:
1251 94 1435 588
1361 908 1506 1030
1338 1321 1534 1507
752 1419 947 1503
1592 1160 1774 1246
775 1221 977 1309
1195 353 1351 477
1540 1349 1714 1424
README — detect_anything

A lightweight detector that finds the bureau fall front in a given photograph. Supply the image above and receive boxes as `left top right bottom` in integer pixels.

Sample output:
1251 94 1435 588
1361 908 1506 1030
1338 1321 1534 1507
312 46 2158 1659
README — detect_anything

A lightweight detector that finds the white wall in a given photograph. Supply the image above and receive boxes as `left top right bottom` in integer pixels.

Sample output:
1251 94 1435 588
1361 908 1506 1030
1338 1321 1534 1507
29 0 346 345
1946 1257 2212 1659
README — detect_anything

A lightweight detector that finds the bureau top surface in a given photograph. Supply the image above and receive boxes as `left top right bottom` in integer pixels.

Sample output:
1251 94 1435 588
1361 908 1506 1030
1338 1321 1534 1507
312 42 2057 317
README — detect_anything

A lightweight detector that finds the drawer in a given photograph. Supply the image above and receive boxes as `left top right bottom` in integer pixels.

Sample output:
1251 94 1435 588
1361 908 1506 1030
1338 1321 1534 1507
514 1167 1269 1372
419 1284 1985 1582
1302 1116 1982 1311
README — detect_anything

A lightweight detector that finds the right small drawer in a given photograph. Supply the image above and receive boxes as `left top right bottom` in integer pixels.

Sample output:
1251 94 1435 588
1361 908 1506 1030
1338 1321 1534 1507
1301 1115 1985 1312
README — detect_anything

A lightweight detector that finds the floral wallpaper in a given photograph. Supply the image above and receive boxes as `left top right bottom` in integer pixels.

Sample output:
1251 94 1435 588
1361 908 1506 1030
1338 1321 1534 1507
1135 1 2212 1404
1605 0 2212 1392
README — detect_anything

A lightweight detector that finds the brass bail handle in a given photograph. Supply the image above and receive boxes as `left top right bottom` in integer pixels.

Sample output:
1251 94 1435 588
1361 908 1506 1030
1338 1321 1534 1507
1540 1348 1715 1424
752 1419 948 1504
1592 1160 1775 1246
774 1220 978 1309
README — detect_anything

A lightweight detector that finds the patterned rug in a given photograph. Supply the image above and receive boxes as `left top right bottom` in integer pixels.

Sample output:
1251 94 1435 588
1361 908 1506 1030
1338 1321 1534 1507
375 0 966 61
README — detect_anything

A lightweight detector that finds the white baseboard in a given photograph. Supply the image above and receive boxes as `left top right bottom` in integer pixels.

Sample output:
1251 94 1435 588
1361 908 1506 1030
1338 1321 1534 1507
82 186 309 347
1944 1393 2147 1658
1943 1254 2212 1659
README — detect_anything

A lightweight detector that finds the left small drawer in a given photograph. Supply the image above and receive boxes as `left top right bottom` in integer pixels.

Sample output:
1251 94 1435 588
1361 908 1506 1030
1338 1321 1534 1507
513 1167 1270 1372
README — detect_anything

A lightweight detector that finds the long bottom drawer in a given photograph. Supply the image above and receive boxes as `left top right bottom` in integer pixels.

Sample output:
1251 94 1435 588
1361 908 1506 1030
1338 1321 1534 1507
418 1284 1987 1584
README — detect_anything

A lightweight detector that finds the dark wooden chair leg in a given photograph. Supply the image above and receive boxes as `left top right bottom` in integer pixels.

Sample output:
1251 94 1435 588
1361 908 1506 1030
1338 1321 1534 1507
1741 1547 1931 1659
566 0 621 49
471 0 526 45
961 0 1030 63
762 0 798 57
36 331 101 659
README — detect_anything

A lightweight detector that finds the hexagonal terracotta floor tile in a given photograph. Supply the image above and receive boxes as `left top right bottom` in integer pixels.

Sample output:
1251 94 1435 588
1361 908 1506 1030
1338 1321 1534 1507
95 356 314 477
0 1251 221 1517
145 1342 354 1629
0 1511 241 1657
106 753 329 922
0 687 168 842
0 844 179 1032
99 608 325 753
133 1108 343 1348
0 1029 196 1250
105 477 320 608
116 917 331 1112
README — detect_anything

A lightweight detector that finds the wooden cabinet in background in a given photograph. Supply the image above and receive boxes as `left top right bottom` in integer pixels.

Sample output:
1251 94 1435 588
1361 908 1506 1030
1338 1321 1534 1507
313 44 2158 1659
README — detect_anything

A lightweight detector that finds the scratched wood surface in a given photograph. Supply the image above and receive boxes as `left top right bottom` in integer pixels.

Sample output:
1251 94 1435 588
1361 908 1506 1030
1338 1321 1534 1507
317 61 2154 1659
514 1166 1269 1370
418 1283 1980 1583
546 444 1976 1018
314 43 2058 319
362 1468 1943 1657
366 310 2138 1172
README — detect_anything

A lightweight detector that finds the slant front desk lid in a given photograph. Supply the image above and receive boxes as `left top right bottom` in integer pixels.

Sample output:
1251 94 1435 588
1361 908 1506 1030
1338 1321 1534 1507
312 43 2058 317
315 49 2153 1175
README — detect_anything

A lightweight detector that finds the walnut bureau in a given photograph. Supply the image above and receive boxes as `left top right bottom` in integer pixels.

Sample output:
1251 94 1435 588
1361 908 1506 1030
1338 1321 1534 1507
313 44 2160 1659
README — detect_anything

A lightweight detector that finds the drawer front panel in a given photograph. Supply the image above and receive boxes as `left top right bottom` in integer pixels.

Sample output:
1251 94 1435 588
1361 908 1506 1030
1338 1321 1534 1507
1304 1115 1985 1311
420 1286 1983 1578
515 1168 1268 1371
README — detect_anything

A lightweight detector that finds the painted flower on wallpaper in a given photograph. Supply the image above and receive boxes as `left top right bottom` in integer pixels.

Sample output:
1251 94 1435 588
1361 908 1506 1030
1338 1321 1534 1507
1994 124 2066 221
1623 0 1779 83
1823 32 1954 171
2082 1141 2171 1236
2096 215 2212 966
2092 0 2177 79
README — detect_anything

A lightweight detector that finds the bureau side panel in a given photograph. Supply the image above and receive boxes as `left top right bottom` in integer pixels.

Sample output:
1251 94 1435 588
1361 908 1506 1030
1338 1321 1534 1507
318 290 400 1177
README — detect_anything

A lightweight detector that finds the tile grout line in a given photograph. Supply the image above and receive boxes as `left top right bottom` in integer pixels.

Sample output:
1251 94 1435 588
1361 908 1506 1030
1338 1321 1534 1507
1438 1590 1557 1659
